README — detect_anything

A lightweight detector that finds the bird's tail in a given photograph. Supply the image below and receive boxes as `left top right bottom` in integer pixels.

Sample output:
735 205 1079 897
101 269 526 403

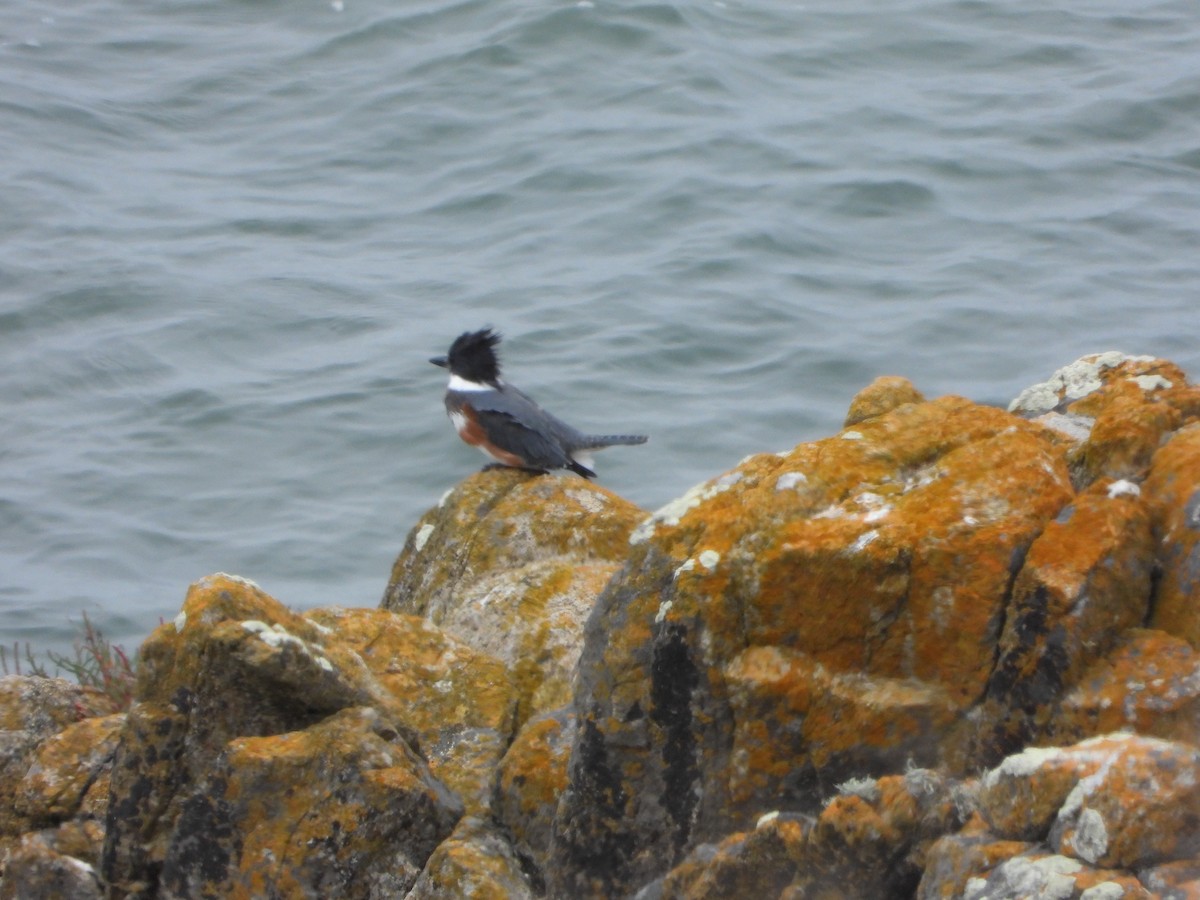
576 433 649 450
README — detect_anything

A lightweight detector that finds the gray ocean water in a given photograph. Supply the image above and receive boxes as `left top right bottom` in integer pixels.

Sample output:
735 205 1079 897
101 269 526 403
3 0 1199 660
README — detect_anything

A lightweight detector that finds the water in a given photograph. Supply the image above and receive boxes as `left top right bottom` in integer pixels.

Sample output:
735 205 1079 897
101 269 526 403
3 0 1199 661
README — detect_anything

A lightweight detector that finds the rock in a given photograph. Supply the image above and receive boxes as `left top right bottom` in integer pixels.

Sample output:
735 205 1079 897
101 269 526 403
158 706 459 899
304 606 517 816
494 708 575 878
927 734 1200 899
977 477 1154 763
383 469 646 722
15 714 123 829
1143 423 1200 650
948 851 1153 900
844 376 926 427
786 769 967 900
1138 859 1200 898
550 393 1074 897
1053 629 1200 747
1047 734 1200 870
102 574 462 899
0 833 102 900
917 823 1035 900
0 676 116 839
653 812 811 900
724 646 958 814
1007 352 1200 490
405 817 536 900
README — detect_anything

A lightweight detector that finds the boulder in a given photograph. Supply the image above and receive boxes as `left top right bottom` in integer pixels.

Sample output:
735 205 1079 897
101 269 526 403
383 469 646 722
101 574 463 899
550 392 1075 896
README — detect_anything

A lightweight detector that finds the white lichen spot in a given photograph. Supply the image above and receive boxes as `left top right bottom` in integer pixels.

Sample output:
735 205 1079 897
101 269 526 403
1130 374 1171 392
755 810 780 829
1079 883 1126 900
989 854 1081 900
964 877 988 899
240 620 305 650
173 610 187 633
209 572 262 591
775 471 807 491
630 472 743 544
849 529 880 553
982 745 1068 790
698 549 720 571
655 599 674 623
837 777 880 802
414 522 435 552
567 488 608 513
1070 807 1109 863
1107 480 1140 499
963 514 979 526
672 559 696 581
1008 352 1156 414
315 656 333 672
306 618 334 636
437 488 454 508
863 506 889 523
841 430 864 441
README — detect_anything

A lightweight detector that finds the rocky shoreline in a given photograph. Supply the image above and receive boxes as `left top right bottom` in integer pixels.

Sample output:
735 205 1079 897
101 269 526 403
2 352 1198 899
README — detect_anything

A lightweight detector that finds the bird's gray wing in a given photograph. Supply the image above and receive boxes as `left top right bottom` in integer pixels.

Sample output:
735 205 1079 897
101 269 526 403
466 389 576 469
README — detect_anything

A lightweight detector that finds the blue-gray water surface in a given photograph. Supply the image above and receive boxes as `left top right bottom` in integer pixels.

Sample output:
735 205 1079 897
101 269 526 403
2 0 1199 660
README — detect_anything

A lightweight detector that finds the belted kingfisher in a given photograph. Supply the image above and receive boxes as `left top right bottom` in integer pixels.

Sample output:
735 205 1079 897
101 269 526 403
430 328 647 478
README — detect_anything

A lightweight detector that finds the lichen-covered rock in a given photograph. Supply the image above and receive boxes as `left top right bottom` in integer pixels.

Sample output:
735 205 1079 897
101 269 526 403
1007 352 1200 490
0 676 116 839
975 477 1154 763
158 706 459 899
406 818 536 900
844 376 926 427
949 851 1153 900
978 740 1121 843
1047 735 1200 870
724 646 958 814
1138 859 1200 898
917 823 1035 900
304 606 517 815
1143 423 1200 650
785 769 968 900
494 708 574 877
383 470 646 722
550 394 1074 896
102 574 462 899
0 833 102 900
652 812 811 900
925 734 1200 900
1053 629 1200 747
15 714 123 829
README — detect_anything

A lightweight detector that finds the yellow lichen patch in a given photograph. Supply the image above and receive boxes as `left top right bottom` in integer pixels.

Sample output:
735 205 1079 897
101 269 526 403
15 713 124 826
383 469 645 618
408 819 535 899
1074 392 1180 486
304 606 517 815
725 646 957 814
844 376 926 427
186 707 460 899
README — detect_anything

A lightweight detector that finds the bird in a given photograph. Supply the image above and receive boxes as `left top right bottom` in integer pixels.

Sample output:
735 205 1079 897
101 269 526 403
430 328 647 478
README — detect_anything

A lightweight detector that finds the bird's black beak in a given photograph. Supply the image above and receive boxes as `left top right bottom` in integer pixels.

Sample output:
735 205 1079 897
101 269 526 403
429 356 448 368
